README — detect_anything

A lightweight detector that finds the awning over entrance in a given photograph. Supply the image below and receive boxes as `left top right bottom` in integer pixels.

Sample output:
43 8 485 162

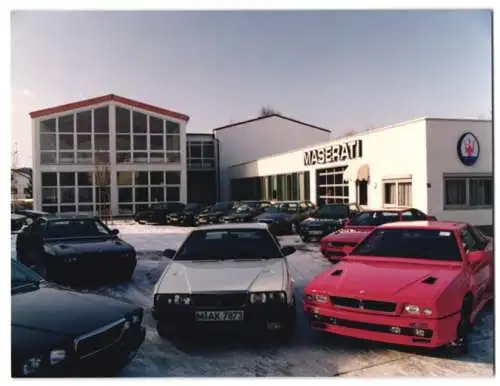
343 163 370 182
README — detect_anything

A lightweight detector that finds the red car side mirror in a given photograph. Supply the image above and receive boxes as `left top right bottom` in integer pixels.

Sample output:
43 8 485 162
467 250 484 267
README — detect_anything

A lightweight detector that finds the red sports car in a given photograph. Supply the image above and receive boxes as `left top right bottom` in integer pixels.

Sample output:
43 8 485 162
320 208 436 262
304 221 493 354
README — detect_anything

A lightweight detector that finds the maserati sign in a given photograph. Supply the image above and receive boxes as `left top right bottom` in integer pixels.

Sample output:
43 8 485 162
303 139 363 166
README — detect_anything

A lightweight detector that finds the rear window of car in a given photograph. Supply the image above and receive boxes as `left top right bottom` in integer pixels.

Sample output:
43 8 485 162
351 228 462 262
349 211 400 226
175 229 282 260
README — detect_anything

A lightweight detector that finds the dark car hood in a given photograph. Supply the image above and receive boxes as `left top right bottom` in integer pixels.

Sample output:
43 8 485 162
12 284 136 336
255 212 291 221
12 324 71 361
46 237 134 255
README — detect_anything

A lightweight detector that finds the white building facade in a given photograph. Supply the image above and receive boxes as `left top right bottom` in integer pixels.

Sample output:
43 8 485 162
228 118 492 227
213 114 332 201
30 94 189 217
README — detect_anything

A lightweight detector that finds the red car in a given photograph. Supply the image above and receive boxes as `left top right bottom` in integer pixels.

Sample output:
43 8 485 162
320 208 436 262
304 221 493 354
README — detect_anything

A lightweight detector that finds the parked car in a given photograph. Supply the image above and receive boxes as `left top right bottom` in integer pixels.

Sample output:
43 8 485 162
166 203 208 226
11 213 27 232
152 223 297 339
195 201 237 225
304 221 493 355
13 208 49 225
11 258 146 377
222 200 272 223
253 201 316 235
16 215 137 284
298 203 360 242
134 202 186 225
320 208 437 262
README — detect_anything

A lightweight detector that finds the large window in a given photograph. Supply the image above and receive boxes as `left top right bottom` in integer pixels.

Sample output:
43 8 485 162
116 170 181 214
444 175 492 209
316 166 349 204
115 108 181 164
39 106 110 165
383 179 412 207
187 139 215 169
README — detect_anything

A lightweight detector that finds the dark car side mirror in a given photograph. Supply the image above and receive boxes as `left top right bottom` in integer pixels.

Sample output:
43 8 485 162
111 229 119 235
163 249 177 259
467 250 484 268
281 246 296 256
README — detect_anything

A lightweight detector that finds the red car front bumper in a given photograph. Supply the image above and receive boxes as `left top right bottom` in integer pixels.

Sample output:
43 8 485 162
304 304 460 349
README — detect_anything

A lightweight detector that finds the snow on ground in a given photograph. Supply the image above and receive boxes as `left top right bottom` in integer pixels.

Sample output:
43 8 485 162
10 223 494 377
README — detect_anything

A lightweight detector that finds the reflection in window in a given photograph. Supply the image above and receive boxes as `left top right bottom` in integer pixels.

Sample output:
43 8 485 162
135 187 149 202
166 186 180 201
41 152 57 164
133 135 147 150
150 136 164 150
116 135 131 151
116 107 131 133
40 119 56 133
59 152 74 164
59 134 74 150
95 152 110 163
42 172 58 186
150 187 164 202
117 171 134 185
150 152 164 163
60 187 75 203
166 120 180 134
167 152 180 163
165 171 181 185
78 187 93 203
77 135 92 150
119 188 133 202
40 134 56 151
94 134 109 150
150 116 163 134
58 114 74 133
94 107 109 133
133 152 148 163
77 172 93 186
59 172 75 186
42 188 58 204
150 171 164 185
116 152 132 163
135 171 148 185
76 110 91 133
133 111 147 133
77 152 93 164
167 135 180 151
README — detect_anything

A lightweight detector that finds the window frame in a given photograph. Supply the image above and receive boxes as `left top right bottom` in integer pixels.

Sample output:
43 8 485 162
443 174 493 210
382 178 412 208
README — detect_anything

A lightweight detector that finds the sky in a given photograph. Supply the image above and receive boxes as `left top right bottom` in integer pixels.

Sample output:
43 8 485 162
11 10 492 167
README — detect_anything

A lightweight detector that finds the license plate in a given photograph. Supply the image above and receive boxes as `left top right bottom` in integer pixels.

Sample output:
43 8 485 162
195 310 244 322
309 230 323 235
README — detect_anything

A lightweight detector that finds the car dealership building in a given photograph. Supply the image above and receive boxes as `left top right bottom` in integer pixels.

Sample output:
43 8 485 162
30 95 492 226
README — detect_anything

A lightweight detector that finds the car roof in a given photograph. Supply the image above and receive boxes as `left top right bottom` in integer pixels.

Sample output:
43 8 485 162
379 220 466 231
359 208 410 213
42 214 99 222
195 223 269 231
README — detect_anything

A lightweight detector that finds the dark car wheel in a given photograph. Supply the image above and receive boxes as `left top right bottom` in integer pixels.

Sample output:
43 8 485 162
275 297 297 341
446 298 472 356
300 234 310 243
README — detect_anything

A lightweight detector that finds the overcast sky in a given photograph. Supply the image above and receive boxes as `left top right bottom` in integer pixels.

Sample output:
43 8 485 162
11 10 491 167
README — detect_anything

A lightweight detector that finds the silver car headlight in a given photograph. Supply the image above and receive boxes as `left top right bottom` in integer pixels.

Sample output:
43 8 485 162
162 294 192 305
249 291 287 304
49 349 66 366
22 356 43 375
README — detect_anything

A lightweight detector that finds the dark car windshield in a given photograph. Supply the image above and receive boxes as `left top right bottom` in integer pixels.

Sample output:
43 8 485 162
11 260 42 289
44 219 111 239
315 204 349 219
265 203 298 214
212 202 233 212
175 229 282 260
351 228 462 262
349 211 400 226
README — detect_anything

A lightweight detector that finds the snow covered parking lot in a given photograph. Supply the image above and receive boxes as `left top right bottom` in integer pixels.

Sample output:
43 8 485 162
11 222 494 377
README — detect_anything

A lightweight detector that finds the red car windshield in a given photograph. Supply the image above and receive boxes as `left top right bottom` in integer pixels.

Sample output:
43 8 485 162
351 228 462 262
349 211 400 226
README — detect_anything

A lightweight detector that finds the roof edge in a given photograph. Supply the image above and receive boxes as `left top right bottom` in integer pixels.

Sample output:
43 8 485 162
213 114 331 133
29 94 190 122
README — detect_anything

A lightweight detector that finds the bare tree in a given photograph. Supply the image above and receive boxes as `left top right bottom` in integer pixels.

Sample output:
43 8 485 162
11 144 19 212
259 105 281 117
95 161 111 224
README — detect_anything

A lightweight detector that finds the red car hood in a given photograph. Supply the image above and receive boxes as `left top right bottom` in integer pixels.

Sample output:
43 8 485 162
322 229 371 244
307 258 462 301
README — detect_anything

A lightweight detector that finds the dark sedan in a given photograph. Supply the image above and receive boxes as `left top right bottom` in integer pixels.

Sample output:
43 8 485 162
221 201 272 223
16 215 137 284
134 202 186 225
195 201 237 225
253 201 316 235
11 259 146 377
298 203 360 242
166 203 207 226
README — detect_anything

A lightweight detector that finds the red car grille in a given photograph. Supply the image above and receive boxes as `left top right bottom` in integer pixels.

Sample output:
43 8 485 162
327 242 357 248
330 296 397 313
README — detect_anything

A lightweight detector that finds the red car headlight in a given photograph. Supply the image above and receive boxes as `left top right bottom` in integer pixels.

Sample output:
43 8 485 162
305 294 328 304
404 304 433 316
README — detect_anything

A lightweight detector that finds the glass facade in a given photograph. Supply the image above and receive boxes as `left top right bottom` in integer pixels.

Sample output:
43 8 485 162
187 139 216 169
117 171 181 215
316 166 349 205
231 172 310 201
